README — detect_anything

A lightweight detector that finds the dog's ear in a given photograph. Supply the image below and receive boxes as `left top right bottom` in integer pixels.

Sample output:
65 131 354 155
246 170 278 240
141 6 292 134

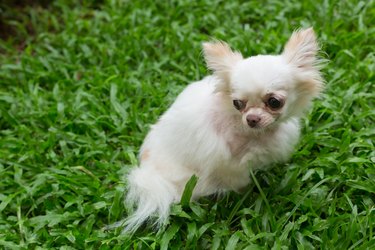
282 28 323 98
203 41 243 92
283 27 319 70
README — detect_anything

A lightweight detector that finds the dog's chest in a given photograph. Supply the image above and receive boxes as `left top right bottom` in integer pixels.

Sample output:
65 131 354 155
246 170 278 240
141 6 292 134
225 129 279 165
209 109 279 164
226 132 257 158
227 133 251 157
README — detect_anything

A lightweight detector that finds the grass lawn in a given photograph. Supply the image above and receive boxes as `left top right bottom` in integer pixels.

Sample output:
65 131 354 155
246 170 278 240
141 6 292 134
0 0 374 249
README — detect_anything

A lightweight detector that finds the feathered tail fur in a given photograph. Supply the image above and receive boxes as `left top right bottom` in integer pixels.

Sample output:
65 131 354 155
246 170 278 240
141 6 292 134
121 166 178 233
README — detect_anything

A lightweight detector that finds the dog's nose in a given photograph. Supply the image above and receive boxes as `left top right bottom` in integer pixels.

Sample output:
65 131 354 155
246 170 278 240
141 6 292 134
246 114 261 128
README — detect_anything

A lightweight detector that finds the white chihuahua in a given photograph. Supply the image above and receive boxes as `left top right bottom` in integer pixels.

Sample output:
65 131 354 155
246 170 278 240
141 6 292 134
123 28 323 232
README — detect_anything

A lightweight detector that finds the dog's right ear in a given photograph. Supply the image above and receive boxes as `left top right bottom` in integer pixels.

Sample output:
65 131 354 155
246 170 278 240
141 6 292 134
203 41 243 92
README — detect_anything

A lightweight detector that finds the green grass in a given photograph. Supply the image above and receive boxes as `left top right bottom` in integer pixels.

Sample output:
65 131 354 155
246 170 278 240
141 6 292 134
0 0 374 249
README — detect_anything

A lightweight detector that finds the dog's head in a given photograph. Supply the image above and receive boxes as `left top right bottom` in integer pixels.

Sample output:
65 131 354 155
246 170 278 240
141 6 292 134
203 28 323 131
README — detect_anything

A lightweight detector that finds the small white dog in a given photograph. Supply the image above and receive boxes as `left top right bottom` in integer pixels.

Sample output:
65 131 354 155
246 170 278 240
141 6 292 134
123 28 323 232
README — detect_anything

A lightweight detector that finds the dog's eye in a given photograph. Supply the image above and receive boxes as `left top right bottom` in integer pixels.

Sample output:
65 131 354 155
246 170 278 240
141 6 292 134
233 100 246 111
267 97 283 110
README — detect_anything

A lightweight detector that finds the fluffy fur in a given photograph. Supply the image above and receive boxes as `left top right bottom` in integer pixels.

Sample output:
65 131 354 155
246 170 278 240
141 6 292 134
122 28 323 233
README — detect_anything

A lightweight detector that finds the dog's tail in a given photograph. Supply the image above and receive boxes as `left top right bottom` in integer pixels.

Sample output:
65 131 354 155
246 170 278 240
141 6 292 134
121 166 178 233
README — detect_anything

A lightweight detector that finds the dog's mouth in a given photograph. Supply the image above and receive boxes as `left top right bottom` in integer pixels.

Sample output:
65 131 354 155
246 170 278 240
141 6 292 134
245 118 274 130
249 125 262 129
246 120 278 132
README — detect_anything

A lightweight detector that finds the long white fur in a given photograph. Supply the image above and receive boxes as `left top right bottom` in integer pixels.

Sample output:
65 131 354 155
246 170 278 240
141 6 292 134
121 28 323 233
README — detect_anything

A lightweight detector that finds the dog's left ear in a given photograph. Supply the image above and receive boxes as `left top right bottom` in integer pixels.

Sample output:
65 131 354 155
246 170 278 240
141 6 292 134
282 27 323 98
283 27 318 70
203 41 243 92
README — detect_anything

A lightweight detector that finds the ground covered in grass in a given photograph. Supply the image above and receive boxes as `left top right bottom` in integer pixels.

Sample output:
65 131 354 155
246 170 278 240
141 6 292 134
0 0 374 249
